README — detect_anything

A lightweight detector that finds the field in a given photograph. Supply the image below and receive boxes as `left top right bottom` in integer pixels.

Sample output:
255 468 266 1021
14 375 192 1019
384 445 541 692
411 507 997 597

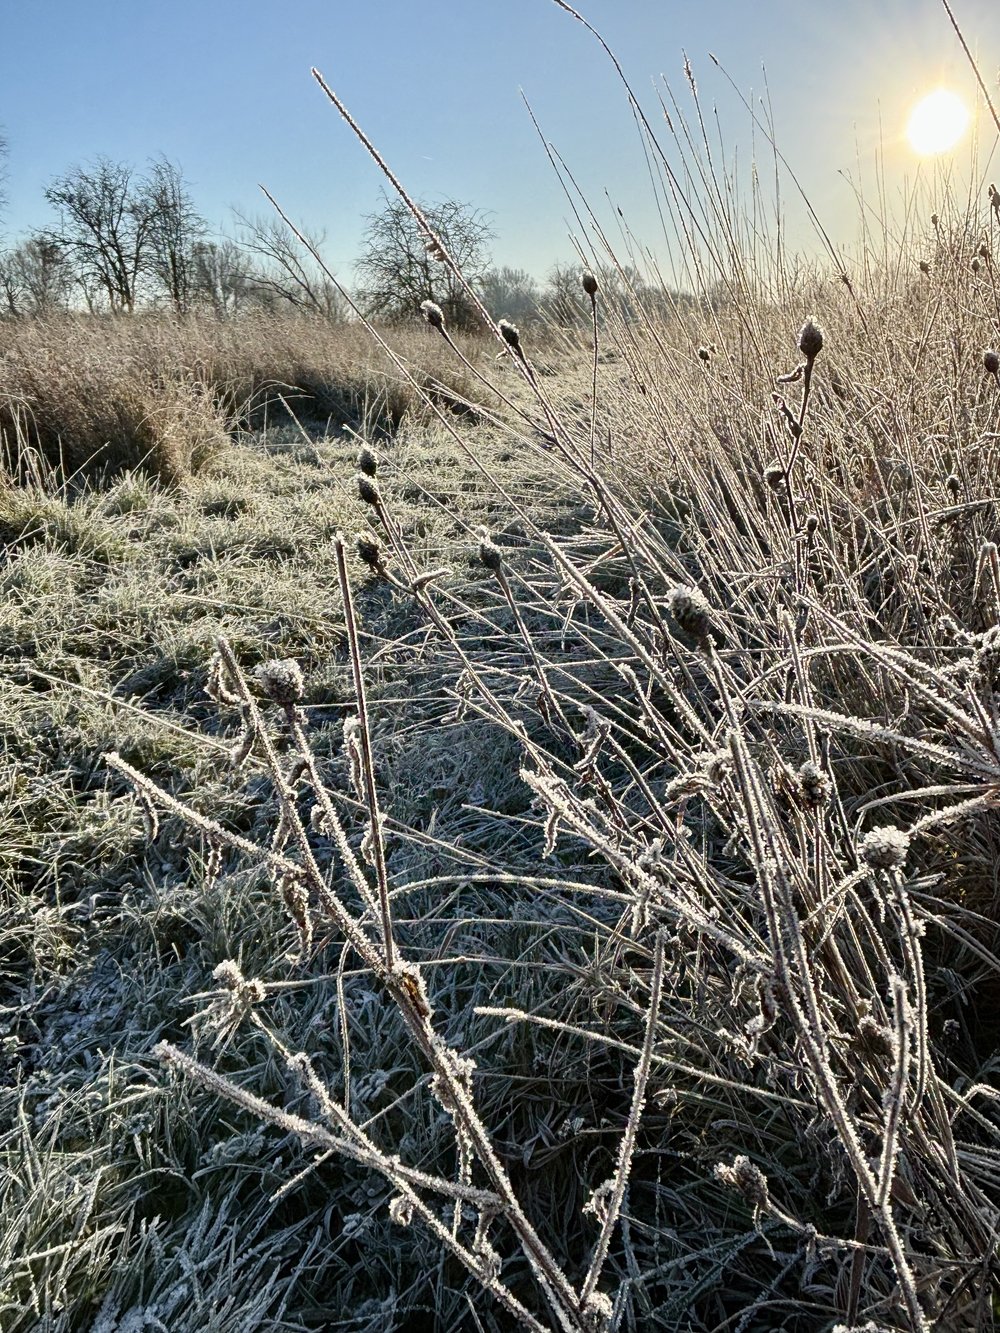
4 37 1000 1333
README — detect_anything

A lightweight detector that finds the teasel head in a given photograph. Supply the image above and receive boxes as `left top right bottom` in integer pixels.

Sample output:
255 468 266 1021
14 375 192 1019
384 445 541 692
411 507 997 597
582 270 598 297
420 299 445 331
357 446 378 478
797 316 824 362
357 473 381 507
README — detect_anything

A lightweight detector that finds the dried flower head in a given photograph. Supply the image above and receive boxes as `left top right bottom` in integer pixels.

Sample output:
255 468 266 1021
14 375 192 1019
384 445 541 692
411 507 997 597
931 211 939 229
420 299 445 330
357 474 381 507
984 349 999 378
857 1013 895 1062
580 1291 614 1332
255 659 304 705
805 513 820 536
860 825 910 870
356 534 384 571
668 584 714 641
972 257 981 274
919 259 931 275
763 462 787 491
388 1194 413 1227
582 270 599 296
795 759 832 810
979 242 990 260
697 345 711 363
714 1155 770 1215
357 446 378 478
945 473 961 499
498 318 522 353
478 533 504 573
797 316 824 361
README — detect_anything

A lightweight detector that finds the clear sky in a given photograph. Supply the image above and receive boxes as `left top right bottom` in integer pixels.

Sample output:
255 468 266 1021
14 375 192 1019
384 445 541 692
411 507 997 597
3 1 999 283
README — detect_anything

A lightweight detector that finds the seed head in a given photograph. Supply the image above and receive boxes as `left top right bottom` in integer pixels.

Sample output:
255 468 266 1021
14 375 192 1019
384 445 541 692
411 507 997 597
356 534 384 571
945 473 960 499
498 318 522 353
797 316 824 361
255 658 305 706
357 474 381 507
714 1155 770 1214
763 462 787 492
478 534 504 573
979 242 990 261
919 259 931 275
990 183 1000 217
984 349 999 378
357 446 378 478
668 583 714 641
420 299 445 331
581 270 599 297
931 212 939 230
972 258 981 274
805 513 819 536
860 825 910 870
697 345 711 363
388 1195 413 1227
795 760 831 810
580 1292 613 1333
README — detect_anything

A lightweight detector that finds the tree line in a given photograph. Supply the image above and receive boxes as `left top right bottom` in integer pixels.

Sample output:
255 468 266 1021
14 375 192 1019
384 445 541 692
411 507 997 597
0 140 677 327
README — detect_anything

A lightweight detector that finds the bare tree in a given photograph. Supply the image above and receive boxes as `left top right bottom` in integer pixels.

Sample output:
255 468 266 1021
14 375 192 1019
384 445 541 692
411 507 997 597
142 157 206 314
356 196 493 331
191 238 255 317
43 157 156 312
0 235 71 315
478 265 540 324
235 212 346 319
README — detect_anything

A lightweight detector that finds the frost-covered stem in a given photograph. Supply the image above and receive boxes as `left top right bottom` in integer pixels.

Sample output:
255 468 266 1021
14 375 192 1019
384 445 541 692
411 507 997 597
587 287 599 468
876 975 911 1210
334 533 395 970
580 931 665 1306
105 748 378 971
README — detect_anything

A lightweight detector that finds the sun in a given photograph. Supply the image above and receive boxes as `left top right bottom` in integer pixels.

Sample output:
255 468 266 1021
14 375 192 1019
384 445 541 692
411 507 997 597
907 89 970 155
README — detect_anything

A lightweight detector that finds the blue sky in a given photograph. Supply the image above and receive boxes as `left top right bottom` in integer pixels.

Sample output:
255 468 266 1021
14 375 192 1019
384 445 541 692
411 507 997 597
3 1 999 282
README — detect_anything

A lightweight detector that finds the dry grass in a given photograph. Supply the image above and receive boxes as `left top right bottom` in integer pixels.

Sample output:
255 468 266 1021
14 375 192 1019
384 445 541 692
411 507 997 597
0 312 488 486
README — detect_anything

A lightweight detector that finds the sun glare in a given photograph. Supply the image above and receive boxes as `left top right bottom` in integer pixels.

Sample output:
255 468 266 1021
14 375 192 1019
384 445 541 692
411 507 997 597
907 89 969 155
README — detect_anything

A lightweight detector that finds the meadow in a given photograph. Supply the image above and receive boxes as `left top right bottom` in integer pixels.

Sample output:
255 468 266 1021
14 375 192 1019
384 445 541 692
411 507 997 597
3 20 1000 1333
